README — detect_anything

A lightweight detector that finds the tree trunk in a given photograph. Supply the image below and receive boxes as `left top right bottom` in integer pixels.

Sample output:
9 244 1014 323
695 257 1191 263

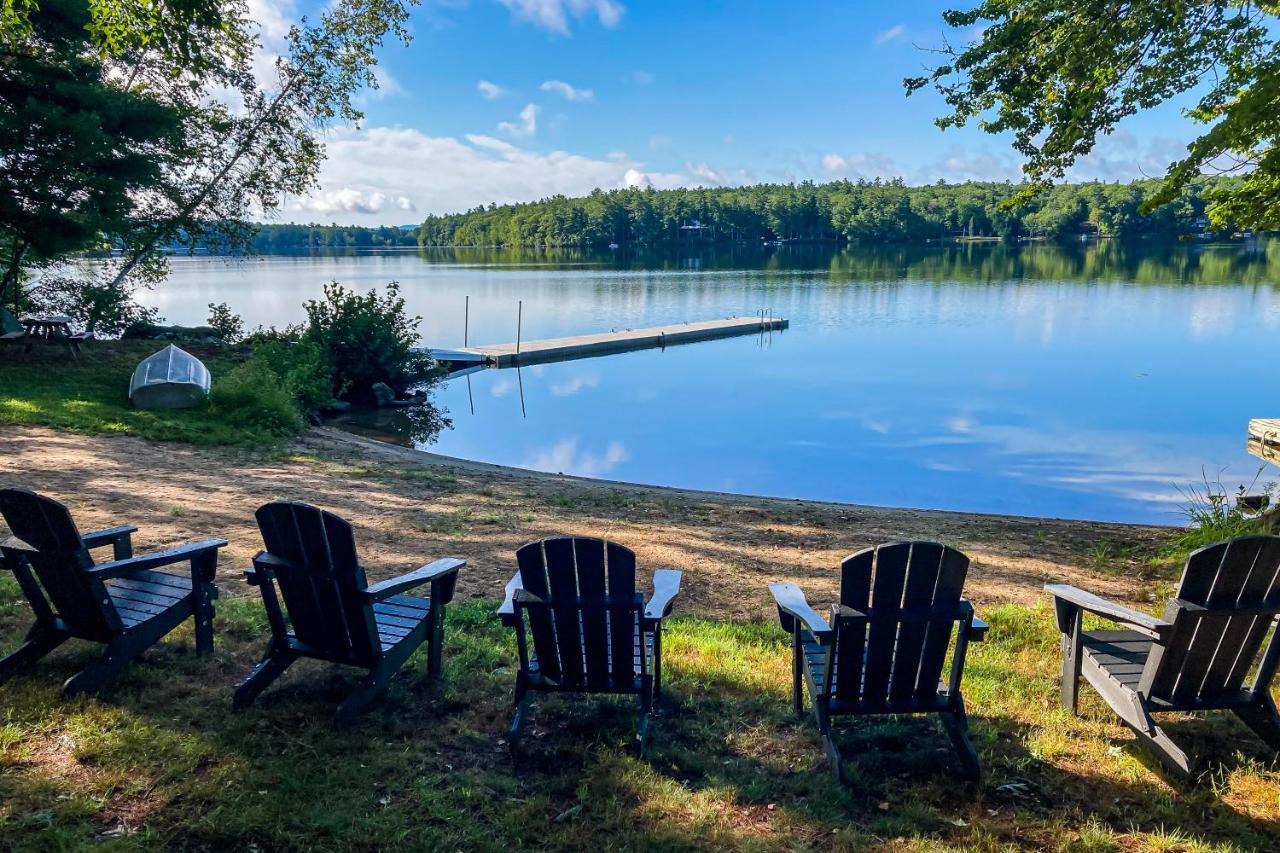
2 240 29 315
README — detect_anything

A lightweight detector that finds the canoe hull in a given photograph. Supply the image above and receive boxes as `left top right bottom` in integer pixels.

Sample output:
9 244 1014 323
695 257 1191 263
131 382 208 410
129 344 211 410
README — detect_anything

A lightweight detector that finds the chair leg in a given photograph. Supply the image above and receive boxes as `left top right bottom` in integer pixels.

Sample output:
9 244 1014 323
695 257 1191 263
940 708 981 782
1060 613 1083 715
233 647 298 709
636 675 654 756
188 551 219 657
822 732 847 783
425 604 445 680
0 623 68 685
652 627 663 699
1235 694 1280 753
509 672 531 755
1127 721 1195 779
62 633 146 698
335 660 397 730
792 631 804 714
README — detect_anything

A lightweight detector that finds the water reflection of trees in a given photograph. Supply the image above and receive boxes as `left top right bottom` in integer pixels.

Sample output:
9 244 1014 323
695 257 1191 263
412 240 1280 287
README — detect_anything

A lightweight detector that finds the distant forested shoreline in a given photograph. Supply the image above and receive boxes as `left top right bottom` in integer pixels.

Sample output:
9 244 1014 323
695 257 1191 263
244 178 1258 251
415 178 1247 248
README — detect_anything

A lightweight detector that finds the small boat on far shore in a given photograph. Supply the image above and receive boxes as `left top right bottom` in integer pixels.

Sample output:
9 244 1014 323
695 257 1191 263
129 344 211 410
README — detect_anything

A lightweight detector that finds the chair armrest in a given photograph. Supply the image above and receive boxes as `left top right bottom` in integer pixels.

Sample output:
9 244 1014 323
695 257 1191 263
81 526 137 552
88 539 227 580
970 616 989 642
769 582 833 641
246 551 291 585
363 558 466 601
497 573 522 626
643 569 683 621
1045 583 1170 640
1 536 36 557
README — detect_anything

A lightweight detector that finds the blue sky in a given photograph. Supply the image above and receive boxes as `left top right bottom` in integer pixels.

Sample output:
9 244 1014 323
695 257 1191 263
261 0 1206 224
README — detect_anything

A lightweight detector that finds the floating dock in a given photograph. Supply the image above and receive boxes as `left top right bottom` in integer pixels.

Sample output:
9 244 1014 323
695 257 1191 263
1248 419 1280 466
445 315 787 368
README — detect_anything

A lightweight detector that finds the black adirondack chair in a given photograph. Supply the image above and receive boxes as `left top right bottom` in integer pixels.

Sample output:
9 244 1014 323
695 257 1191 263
1048 534 1280 777
0 488 226 697
770 541 988 781
497 536 682 753
234 501 465 729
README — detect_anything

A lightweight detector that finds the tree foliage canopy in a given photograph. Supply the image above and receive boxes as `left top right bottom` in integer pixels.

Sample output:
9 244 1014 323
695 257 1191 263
906 1 1280 229
0 0 417 319
415 178 1231 248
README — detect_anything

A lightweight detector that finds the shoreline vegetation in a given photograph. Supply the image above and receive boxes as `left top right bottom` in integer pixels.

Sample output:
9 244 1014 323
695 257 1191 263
236 177 1265 254
414 178 1248 248
3 424 1280 849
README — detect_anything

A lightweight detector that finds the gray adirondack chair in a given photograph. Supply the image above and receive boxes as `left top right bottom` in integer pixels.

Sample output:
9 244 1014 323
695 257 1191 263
497 536 682 754
1048 534 1280 777
770 541 988 781
234 502 465 729
0 488 225 697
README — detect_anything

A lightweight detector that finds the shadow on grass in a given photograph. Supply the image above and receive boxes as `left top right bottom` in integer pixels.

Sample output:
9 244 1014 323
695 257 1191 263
1 596 1279 850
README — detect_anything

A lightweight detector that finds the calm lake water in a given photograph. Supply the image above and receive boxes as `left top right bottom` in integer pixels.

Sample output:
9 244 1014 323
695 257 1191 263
143 241 1280 524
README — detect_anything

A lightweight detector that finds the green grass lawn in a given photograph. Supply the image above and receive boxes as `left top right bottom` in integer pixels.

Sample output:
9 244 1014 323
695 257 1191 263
0 341 263 446
1 583 1277 851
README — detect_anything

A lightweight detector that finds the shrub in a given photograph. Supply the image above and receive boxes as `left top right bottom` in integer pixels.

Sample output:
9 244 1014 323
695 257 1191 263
211 358 304 437
207 302 245 343
302 281 437 403
248 338 334 412
1168 469 1277 555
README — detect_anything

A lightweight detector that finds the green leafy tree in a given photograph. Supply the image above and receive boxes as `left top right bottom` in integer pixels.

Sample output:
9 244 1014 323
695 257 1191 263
0 1 189 312
103 0 419 293
906 1 1280 229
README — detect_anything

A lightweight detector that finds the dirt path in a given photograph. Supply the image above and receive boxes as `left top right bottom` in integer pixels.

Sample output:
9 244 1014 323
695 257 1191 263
0 426 1174 618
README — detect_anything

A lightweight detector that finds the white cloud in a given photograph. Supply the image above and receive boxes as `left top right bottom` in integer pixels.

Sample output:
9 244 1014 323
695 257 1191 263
875 24 906 45
522 438 628 478
477 80 510 100
820 152 904 180
821 153 847 173
497 0 624 34
248 0 294 44
550 373 600 396
294 126 686 223
648 134 671 150
293 188 390 215
623 168 652 189
498 103 539 137
686 162 729 185
540 79 594 101
623 69 655 85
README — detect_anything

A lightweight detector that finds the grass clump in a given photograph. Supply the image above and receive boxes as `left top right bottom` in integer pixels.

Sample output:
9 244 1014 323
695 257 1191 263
1167 470 1278 557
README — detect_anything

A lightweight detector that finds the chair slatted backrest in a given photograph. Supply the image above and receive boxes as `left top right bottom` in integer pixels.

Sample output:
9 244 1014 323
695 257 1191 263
830 541 969 710
0 488 120 639
515 536 640 690
256 502 381 666
1141 535 1280 704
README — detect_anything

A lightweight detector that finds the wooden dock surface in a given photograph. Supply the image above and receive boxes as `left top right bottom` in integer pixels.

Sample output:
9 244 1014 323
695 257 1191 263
1249 419 1280 466
456 315 788 367
1249 419 1280 446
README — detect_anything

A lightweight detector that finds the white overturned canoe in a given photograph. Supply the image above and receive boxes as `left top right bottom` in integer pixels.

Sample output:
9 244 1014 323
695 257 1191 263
129 344 211 410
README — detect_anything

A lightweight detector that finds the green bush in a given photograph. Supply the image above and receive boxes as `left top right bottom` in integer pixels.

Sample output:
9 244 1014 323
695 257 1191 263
207 302 245 343
302 281 437 403
211 358 304 436
247 339 334 412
